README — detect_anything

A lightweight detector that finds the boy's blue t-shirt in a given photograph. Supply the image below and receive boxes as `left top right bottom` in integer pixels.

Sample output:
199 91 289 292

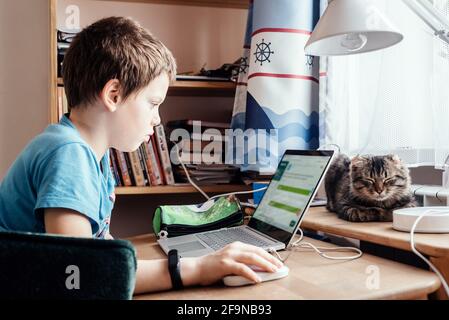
0 115 116 238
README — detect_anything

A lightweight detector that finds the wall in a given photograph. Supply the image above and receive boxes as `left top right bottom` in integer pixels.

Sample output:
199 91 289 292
0 0 50 179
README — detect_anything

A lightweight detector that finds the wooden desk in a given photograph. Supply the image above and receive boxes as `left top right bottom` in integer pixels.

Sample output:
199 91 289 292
302 207 449 299
130 234 440 300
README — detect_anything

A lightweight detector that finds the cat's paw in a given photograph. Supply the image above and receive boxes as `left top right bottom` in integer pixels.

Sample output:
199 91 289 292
344 208 370 222
379 210 393 222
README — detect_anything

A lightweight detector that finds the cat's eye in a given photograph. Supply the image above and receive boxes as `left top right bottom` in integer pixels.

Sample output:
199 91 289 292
384 176 406 187
385 175 404 184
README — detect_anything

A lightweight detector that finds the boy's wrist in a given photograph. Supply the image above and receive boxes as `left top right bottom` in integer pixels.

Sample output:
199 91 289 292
180 257 201 287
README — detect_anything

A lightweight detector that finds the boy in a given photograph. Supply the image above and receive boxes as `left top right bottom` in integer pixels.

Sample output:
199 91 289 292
0 17 282 294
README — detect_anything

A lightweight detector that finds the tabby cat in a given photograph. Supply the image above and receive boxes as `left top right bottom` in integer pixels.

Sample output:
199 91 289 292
325 154 416 222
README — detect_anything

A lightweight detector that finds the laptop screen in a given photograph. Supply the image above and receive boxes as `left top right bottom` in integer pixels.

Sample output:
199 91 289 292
248 150 334 245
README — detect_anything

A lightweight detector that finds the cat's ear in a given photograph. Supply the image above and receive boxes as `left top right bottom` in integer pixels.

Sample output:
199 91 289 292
350 156 366 168
387 154 402 165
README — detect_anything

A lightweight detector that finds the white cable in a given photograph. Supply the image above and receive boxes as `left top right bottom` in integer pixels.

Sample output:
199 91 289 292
174 142 268 202
318 143 341 153
209 187 268 201
410 209 449 297
270 228 363 262
239 202 258 209
174 143 210 200
291 228 363 261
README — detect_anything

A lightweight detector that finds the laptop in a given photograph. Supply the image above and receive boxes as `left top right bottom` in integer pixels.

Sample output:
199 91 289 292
158 150 335 257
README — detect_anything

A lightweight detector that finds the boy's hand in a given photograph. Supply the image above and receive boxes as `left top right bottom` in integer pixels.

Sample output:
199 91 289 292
181 242 284 286
104 232 114 240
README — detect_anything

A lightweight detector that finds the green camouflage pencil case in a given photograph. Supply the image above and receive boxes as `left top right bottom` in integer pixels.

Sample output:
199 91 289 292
153 196 244 238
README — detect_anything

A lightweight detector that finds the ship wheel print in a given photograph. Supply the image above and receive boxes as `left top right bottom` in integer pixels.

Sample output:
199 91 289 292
233 56 249 78
305 55 315 69
254 39 274 66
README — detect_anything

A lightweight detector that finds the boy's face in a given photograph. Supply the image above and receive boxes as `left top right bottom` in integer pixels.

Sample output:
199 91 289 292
110 73 169 152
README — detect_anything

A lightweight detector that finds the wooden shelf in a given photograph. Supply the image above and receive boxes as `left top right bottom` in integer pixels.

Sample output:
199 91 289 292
169 80 236 96
57 78 236 96
115 184 252 195
94 0 249 9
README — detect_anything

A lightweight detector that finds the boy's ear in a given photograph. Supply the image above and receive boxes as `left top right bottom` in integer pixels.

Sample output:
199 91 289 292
101 79 122 112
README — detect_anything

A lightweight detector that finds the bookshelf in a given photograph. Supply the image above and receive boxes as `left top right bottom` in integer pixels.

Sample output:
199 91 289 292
115 184 252 195
96 0 248 9
49 0 248 196
57 78 237 97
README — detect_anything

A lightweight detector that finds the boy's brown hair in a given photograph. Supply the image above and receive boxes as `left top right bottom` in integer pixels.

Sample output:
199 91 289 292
63 16 177 109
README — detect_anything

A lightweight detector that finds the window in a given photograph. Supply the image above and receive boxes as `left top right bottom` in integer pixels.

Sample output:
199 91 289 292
320 0 449 168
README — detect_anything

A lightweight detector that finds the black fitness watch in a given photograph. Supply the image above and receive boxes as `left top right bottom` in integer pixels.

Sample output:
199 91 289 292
168 249 183 290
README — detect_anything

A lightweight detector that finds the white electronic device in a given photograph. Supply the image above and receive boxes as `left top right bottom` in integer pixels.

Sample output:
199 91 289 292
393 207 449 233
223 265 289 287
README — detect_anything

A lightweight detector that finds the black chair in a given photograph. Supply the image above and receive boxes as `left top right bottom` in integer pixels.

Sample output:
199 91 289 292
0 231 137 300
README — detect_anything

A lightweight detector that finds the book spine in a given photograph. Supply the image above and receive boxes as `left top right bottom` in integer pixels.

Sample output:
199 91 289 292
124 153 136 186
128 151 146 187
151 135 165 185
109 149 122 187
154 125 175 185
137 145 150 186
114 150 132 187
142 142 157 186
148 137 164 185
62 88 69 115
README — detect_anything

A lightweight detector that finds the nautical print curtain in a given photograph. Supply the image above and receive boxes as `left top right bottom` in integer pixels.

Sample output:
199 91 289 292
229 0 323 173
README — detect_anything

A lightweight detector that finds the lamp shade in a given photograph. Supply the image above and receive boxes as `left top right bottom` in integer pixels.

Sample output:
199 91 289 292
305 0 404 56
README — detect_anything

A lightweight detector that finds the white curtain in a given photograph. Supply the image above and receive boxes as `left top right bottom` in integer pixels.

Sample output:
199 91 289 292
320 0 449 169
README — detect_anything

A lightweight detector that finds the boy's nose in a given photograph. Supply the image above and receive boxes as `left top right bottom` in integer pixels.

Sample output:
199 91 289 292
151 114 161 127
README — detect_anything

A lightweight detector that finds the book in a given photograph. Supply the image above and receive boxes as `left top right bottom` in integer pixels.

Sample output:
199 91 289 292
124 153 136 186
57 87 64 121
142 141 164 186
166 119 230 130
128 151 146 186
137 146 150 186
109 151 122 187
176 150 223 165
154 125 175 185
174 163 239 185
151 136 166 185
176 75 230 82
57 28 80 43
114 150 132 187
62 89 68 115
179 139 222 151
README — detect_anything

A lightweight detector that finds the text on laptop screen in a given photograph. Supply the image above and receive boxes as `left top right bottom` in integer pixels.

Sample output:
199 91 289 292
252 154 332 234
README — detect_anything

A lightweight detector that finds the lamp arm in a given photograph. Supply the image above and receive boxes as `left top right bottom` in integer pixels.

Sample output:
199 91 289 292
402 0 449 44
417 0 449 29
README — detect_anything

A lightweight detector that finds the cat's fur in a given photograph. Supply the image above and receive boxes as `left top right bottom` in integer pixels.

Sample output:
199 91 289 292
325 154 416 222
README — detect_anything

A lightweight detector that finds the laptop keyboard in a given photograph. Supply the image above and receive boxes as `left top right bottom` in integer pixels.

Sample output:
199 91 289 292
197 228 273 251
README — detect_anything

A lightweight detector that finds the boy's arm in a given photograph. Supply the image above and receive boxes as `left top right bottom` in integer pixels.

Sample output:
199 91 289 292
44 210 283 294
44 208 93 237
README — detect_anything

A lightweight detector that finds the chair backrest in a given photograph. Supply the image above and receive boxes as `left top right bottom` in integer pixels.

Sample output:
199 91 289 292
0 231 137 300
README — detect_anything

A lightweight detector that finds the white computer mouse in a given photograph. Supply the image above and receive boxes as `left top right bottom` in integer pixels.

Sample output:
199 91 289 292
223 265 289 287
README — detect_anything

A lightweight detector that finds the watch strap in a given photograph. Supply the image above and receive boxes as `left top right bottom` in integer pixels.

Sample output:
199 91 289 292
168 249 183 290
